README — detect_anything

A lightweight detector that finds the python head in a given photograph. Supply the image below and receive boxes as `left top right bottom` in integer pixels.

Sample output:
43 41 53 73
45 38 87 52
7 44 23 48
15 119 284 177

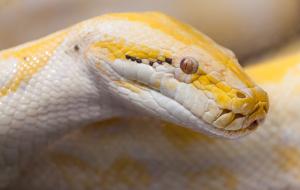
84 12 269 138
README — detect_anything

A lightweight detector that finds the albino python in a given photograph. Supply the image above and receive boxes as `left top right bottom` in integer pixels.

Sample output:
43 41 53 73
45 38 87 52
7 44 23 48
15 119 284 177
0 12 299 189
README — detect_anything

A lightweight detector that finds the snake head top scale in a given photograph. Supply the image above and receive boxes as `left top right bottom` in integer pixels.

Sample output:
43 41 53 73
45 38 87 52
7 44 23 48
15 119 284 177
80 12 269 138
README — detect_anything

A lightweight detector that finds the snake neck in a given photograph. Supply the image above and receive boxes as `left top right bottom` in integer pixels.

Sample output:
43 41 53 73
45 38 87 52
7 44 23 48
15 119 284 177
0 31 131 187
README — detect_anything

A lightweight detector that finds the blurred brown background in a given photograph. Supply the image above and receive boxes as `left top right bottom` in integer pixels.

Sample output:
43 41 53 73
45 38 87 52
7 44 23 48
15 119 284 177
0 0 299 62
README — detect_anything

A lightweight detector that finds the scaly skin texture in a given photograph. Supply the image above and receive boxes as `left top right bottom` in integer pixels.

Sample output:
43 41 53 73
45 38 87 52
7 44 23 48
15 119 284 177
7 49 300 190
0 12 270 189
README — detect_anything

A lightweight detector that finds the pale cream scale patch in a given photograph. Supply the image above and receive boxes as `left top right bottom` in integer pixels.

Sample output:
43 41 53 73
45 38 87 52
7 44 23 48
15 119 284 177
0 58 18 88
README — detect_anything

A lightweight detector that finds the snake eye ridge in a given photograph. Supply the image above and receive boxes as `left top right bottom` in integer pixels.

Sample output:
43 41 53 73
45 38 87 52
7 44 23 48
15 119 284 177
180 57 199 74
125 54 173 67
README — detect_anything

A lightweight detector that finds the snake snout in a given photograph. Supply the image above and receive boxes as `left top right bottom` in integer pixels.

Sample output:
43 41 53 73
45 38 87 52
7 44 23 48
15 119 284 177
242 86 269 131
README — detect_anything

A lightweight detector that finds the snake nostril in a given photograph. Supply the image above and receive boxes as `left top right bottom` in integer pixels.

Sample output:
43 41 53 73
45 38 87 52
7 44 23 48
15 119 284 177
236 91 246 98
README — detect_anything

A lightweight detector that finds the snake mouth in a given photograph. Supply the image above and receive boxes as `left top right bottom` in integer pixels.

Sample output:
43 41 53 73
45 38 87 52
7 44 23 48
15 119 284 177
149 87 267 138
248 120 259 130
209 100 268 138
215 103 267 130
243 102 268 129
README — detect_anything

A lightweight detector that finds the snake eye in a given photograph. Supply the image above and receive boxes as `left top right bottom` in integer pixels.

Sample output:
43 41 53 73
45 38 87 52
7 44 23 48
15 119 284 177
180 57 199 74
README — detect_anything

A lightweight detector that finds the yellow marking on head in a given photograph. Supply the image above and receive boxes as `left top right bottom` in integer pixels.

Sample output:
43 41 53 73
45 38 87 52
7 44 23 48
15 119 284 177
161 122 215 151
0 30 68 97
91 36 171 61
193 75 232 108
245 52 300 84
105 12 254 87
193 74 256 112
101 155 151 189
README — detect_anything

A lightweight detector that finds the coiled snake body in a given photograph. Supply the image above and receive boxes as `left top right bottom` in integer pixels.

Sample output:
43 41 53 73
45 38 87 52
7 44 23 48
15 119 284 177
0 12 299 190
